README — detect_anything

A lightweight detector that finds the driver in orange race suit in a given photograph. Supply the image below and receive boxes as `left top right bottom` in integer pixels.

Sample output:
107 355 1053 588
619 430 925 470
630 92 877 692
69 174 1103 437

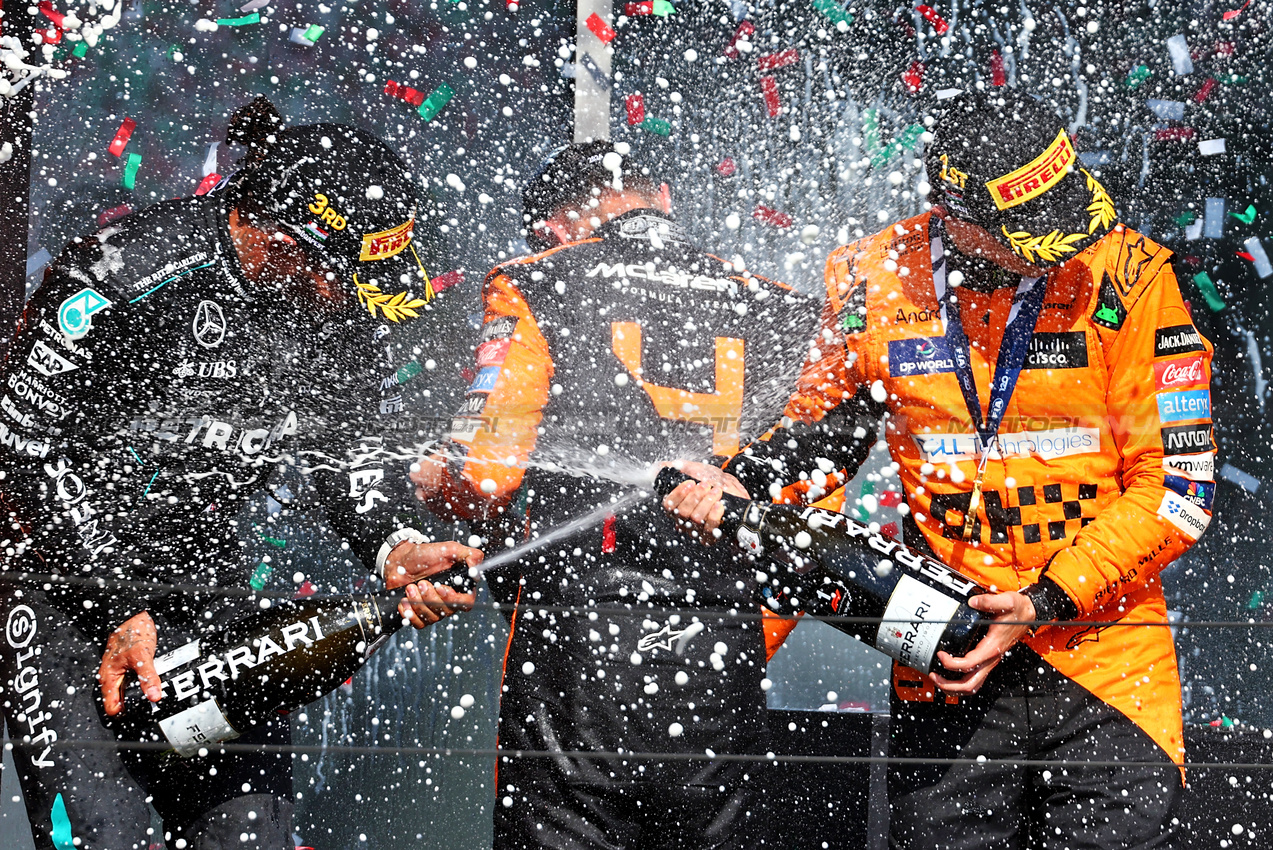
667 90 1215 849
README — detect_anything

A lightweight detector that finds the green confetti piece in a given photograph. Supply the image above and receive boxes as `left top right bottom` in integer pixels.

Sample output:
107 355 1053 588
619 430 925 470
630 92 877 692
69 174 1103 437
652 0 676 16
259 533 288 549
51 794 75 850
72 41 88 58
396 360 424 385
1125 64 1151 88
1221 74 1247 85
897 123 925 151
217 12 260 26
812 0 853 25
249 560 275 591
1229 204 1257 224
1174 210 1196 227
1192 271 1227 312
1248 590 1264 610
302 24 325 42
861 108 882 154
639 116 671 136
418 83 455 122
122 152 142 190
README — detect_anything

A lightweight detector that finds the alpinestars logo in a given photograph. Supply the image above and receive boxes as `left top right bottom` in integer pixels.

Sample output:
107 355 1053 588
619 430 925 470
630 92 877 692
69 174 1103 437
637 621 704 654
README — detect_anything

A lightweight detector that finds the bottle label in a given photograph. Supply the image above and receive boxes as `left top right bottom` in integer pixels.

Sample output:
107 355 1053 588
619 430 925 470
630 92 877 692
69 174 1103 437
154 640 201 676
159 698 240 757
875 574 962 673
737 524 763 555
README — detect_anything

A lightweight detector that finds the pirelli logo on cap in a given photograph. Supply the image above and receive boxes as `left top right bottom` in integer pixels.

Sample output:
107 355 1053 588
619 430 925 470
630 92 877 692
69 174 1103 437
359 219 415 261
984 129 1076 212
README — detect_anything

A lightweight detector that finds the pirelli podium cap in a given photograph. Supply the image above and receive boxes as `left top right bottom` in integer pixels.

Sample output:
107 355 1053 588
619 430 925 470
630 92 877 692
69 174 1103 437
925 89 1117 267
237 121 435 316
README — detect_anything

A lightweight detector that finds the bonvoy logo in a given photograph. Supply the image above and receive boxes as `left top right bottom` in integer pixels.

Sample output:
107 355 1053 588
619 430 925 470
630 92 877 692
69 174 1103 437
1154 325 1204 358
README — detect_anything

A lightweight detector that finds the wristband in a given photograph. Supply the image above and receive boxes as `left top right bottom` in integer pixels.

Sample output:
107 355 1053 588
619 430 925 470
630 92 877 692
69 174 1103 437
375 528 428 581
1021 580 1072 635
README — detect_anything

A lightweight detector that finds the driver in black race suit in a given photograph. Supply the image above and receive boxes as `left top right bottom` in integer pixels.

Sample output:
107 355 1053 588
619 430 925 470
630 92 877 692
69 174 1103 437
0 100 479 850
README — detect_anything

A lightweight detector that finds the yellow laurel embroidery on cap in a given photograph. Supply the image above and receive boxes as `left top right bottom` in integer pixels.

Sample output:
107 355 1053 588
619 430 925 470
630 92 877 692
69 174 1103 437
939 154 969 189
354 275 429 323
1000 227 1088 264
984 129 1076 212
1083 169 1116 234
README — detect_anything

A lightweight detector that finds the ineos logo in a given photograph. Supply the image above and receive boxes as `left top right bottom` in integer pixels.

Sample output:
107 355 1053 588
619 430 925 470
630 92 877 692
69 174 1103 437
6 605 37 649
192 301 227 349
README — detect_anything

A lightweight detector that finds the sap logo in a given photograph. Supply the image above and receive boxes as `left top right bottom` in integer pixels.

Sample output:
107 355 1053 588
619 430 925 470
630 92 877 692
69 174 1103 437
1157 390 1211 423
1165 474 1215 511
1154 325 1205 358
1023 332 1088 370
27 340 78 377
888 337 955 377
1160 423 1213 455
172 360 238 379
1154 355 1206 390
0 421 50 458
44 458 117 557
57 288 112 340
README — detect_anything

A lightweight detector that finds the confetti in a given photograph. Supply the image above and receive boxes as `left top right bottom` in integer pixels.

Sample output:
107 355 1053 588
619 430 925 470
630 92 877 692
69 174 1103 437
586 12 615 43
1146 99 1185 121
1191 272 1227 312
717 157 737 177
1204 198 1225 238
1243 237 1272 278
108 117 135 157
625 94 645 125
1166 34 1193 76
386 80 426 107
880 522 899 539
760 76 781 117
1199 138 1226 156
915 4 948 34
625 1 653 14
72 41 88 58
1222 0 1251 20
652 0 676 15
901 61 925 94
202 142 219 176
240 0 271 9
757 49 799 71
38 1 65 43
290 25 325 45
431 270 465 294
417 84 454 121
1125 64 1151 88
1229 204 1257 225
723 21 754 59
121 152 142 190
862 108 882 154
639 116 670 136
812 0 853 26
1154 127 1196 143
753 205 792 228
216 12 260 26
990 50 1006 86
194 174 222 196
1193 78 1217 103
879 490 903 508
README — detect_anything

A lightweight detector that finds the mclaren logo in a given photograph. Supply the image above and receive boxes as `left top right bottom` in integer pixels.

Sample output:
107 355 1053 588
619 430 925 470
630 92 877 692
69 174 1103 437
192 300 227 349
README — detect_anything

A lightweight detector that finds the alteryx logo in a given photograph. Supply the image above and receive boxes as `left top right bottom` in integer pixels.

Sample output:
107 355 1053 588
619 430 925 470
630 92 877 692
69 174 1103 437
469 366 501 394
1156 390 1211 424
888 337 955 377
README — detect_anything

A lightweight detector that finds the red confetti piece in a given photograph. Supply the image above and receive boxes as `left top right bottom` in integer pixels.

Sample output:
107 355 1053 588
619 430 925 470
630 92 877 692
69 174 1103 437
1237 251 1256 261
108 118 136 157
880 522 899 540
1193 78 1217 102
38 1 64 43
717 157 736 177
625 93 645 125
586 12 616 42
893 9 916 37
915 4 948 34
384 80 424 107
1155 127 1196 142
1216 41 1235 57
460 367 476 384
625 1 653 14
990 50 1006 86
760 75 781 117
1223 0 1250 20
97 204 132 227
723 21 754 59
296 580 317 597
757 48 799 71
195 173 222 196
901 61 925 94
879 490 903 508
431 269 465 293
506 0 519 10
601 514 617 553
753 204 792 228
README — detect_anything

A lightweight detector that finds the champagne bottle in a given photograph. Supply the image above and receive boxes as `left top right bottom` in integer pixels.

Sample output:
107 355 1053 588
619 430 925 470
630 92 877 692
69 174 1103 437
110 565 472 756
655 469 988 675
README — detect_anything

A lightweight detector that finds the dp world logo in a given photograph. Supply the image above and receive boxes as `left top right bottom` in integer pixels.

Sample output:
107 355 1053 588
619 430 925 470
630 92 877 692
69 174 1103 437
6 605 37 649
192 300 226 349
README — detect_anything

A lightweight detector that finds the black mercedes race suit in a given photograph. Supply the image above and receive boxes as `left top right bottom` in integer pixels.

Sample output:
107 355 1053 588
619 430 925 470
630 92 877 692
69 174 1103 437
429 210 819 849
0 191 432 850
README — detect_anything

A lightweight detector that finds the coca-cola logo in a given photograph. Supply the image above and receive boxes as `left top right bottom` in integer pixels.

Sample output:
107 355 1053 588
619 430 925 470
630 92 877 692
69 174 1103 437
1154 354 1206 389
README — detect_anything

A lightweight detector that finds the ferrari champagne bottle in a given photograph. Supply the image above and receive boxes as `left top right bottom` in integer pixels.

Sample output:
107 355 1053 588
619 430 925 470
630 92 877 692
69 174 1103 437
655 468 988 674
110 567 472 756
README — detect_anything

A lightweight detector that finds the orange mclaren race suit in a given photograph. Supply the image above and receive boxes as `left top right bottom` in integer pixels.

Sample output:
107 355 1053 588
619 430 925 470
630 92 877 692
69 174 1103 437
424 209 818 849
722 211 1214 849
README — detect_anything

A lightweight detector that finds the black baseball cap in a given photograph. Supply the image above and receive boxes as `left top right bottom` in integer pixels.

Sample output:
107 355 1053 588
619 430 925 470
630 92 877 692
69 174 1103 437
522 140 648 249
925 89 1117 267
236 123 436 319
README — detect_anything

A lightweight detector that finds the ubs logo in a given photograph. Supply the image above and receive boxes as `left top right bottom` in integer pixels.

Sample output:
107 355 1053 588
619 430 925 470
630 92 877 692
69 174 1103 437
192 300 227 349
